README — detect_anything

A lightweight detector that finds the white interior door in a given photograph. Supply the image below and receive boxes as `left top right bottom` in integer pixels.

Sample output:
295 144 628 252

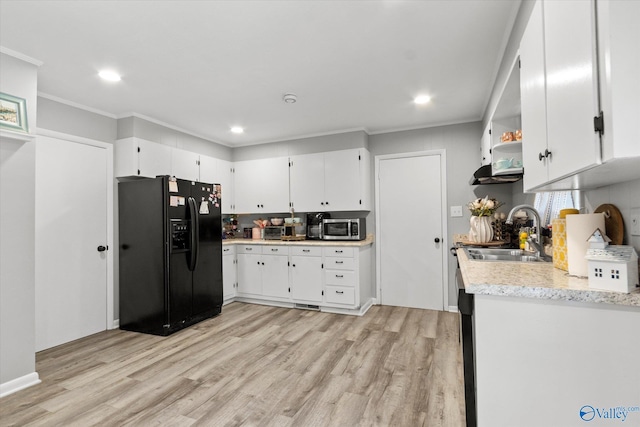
377 153 444 310
35 135 108 351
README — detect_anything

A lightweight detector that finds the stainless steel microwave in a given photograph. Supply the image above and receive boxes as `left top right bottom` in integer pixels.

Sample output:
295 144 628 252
322 218 366 241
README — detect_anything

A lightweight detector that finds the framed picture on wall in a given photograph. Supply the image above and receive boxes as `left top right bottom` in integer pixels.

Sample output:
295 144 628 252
0 92 29 133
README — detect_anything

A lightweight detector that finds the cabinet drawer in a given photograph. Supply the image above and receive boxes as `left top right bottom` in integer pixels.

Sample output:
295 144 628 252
222 246 235 255
290 246 322 257
237 245 261 254
262 246 288 255
324 257 355 270
323 247 354 258
325 286 355 305
325 270 356 286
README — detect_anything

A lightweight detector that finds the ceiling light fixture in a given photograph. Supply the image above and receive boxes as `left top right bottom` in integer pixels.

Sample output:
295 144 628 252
98 70 121 82
230 126 244 134
414 95 431 105
283 93 297 104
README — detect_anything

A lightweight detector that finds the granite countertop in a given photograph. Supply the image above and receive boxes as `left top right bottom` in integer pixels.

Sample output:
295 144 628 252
457 247 640 307
223 233 374 247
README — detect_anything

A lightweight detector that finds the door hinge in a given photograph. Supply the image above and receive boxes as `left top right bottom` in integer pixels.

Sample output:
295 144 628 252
358 155 361 160
594 111 604 135
197 160 200 165
322 290 324 296
288 287 291 293
137 169 140 175
137 147 141 153
518 58 521 69
359 199 362 205
288 261 290 267
321 263 324 269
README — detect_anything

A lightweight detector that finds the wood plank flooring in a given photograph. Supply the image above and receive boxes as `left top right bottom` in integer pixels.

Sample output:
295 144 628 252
0 303 465 427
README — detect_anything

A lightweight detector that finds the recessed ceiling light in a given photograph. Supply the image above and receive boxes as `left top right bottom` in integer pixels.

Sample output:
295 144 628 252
230 126 244 134
414 95 431 105
98 70 121 82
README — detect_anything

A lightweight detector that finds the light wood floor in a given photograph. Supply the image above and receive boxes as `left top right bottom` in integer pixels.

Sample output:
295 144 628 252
0 303 465 427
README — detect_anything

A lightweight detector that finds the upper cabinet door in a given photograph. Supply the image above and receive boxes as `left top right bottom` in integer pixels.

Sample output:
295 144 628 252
171 147 200 182
543 0 600 181
217 159 234 214
234 157 289 213
199 154 217 184
289 153 325 212
324 150 362 211
137 139 172 178
520 0 549 191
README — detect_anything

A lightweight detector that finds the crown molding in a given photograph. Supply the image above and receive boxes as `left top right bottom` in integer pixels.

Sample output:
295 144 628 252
0 46 43 66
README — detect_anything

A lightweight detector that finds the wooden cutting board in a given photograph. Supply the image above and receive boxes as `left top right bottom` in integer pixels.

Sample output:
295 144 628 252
594 204 624 245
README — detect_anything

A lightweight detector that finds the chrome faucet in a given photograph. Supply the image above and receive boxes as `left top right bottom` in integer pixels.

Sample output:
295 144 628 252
505 204 545 257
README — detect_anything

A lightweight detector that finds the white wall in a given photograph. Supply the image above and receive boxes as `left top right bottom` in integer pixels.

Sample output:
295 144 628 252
584 178 640 252
0 52 39 389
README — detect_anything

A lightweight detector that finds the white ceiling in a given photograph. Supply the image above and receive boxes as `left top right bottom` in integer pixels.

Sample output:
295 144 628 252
0 0 520 146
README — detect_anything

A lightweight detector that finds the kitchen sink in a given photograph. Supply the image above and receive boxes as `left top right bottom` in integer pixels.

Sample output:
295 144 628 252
463 247 551 262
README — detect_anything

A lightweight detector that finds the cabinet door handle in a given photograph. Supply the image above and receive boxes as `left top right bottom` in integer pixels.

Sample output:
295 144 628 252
303 249 310 252
246 247 252 251
335 261 344 264
335 250 343 254
336 290 344 294
271 248 278 252
335 274 344 278
257 261 260 265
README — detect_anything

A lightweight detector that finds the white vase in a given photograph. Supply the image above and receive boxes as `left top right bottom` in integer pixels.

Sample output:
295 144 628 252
469 216 493 243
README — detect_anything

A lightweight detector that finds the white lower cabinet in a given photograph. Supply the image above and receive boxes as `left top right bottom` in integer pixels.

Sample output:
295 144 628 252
261 247 289 300
236 245 290 301
232 242 372 314
236 245 262 296
290 246 323 304
222 246 237 301
323 247 358 308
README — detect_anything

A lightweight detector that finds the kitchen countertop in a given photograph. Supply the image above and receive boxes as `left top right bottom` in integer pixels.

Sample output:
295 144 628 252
223 233 374 247
457 247 640 307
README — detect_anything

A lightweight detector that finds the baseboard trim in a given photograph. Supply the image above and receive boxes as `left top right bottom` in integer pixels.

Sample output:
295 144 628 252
448 305 459 313
0 372 41 398
111 319 120 329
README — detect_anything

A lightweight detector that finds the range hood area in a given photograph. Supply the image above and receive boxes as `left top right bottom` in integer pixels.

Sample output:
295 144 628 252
470 164 523 185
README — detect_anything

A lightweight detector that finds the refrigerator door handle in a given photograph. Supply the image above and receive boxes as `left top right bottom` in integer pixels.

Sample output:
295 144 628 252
188 197 199 271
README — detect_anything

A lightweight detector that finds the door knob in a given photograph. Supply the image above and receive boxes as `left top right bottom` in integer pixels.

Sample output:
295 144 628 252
434 238 440 243
97 245 108 252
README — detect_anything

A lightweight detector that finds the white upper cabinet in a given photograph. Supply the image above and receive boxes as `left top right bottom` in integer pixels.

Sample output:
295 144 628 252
289 148 370 212
480 124 492 166
171 147 200 182
289 153 325 212
542 0 600 181
520 0 640 191
115 137 172 178
519 0 549 190
234 157 290 214
200 155 234 213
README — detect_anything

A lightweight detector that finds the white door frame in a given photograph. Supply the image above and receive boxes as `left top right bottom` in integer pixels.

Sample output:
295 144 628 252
36 128 115 329
374 150 449 310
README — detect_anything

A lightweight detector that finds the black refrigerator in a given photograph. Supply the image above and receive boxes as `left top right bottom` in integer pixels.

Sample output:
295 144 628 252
119 176 223 336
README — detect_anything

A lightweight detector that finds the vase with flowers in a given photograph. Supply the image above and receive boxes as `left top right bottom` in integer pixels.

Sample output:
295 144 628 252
467 196 504 243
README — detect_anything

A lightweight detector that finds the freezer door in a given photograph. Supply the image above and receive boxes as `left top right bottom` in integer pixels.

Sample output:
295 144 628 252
190 181 223 317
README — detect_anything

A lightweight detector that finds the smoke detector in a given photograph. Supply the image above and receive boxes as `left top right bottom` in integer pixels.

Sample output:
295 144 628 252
283 93 297 104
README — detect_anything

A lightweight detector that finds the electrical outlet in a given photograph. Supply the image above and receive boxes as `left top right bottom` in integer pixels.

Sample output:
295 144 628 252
451 206 463 217
631 214 640 236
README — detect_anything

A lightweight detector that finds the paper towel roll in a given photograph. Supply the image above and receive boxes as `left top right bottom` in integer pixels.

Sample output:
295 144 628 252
566 213 605 277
